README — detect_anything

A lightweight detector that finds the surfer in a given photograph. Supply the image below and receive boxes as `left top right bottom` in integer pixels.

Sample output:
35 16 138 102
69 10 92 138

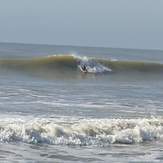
81 65 87 72
77 60 88 73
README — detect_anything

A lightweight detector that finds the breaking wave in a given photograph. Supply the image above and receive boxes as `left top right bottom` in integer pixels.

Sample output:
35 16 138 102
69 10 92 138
0 117 163 146
0 54 163 76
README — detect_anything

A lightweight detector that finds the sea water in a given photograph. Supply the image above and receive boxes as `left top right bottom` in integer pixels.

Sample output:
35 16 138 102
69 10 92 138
0 42 163 162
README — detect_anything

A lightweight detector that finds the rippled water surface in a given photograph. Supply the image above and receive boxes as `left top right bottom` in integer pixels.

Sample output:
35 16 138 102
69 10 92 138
0 43 163 162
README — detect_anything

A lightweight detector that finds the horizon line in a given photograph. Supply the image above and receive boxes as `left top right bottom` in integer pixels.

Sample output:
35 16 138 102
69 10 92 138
0 41 162 52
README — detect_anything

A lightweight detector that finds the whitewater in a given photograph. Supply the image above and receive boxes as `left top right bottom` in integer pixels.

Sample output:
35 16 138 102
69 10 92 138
0 43 163 162
1 116 163 145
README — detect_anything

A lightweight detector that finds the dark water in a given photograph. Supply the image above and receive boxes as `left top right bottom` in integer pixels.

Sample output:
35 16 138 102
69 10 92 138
0 42 163 162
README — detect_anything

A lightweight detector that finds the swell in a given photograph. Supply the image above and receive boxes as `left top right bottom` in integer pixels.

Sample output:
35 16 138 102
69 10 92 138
0 55 77 71
99 60 163 73
0 117 163 145
0 55 163 76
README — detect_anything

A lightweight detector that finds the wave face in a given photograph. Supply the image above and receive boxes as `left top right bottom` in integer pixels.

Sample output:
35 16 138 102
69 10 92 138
0 55 163 76
0 117 163 145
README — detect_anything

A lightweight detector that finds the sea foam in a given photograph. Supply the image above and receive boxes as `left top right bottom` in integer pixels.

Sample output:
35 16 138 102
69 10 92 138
0 117 163 146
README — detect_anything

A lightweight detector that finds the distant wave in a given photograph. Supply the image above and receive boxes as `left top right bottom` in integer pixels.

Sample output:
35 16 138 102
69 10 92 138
0 55 163 77
0 117 163 145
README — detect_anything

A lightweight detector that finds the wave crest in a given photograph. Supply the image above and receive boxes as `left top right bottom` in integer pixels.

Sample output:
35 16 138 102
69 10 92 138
0 117 163 145
0 55 163 77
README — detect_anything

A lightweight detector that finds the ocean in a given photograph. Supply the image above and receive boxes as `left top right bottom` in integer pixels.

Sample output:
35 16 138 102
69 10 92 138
0 42 163 162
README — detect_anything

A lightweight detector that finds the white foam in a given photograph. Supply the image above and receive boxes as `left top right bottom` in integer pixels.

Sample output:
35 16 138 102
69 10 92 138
0 117 163 145
74 55 112 73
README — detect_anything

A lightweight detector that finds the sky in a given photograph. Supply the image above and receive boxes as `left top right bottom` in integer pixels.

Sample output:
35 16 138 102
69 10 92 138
0 0 163 50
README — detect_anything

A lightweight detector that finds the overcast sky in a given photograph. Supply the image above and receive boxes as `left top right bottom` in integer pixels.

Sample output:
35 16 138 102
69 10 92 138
0 0 162 49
